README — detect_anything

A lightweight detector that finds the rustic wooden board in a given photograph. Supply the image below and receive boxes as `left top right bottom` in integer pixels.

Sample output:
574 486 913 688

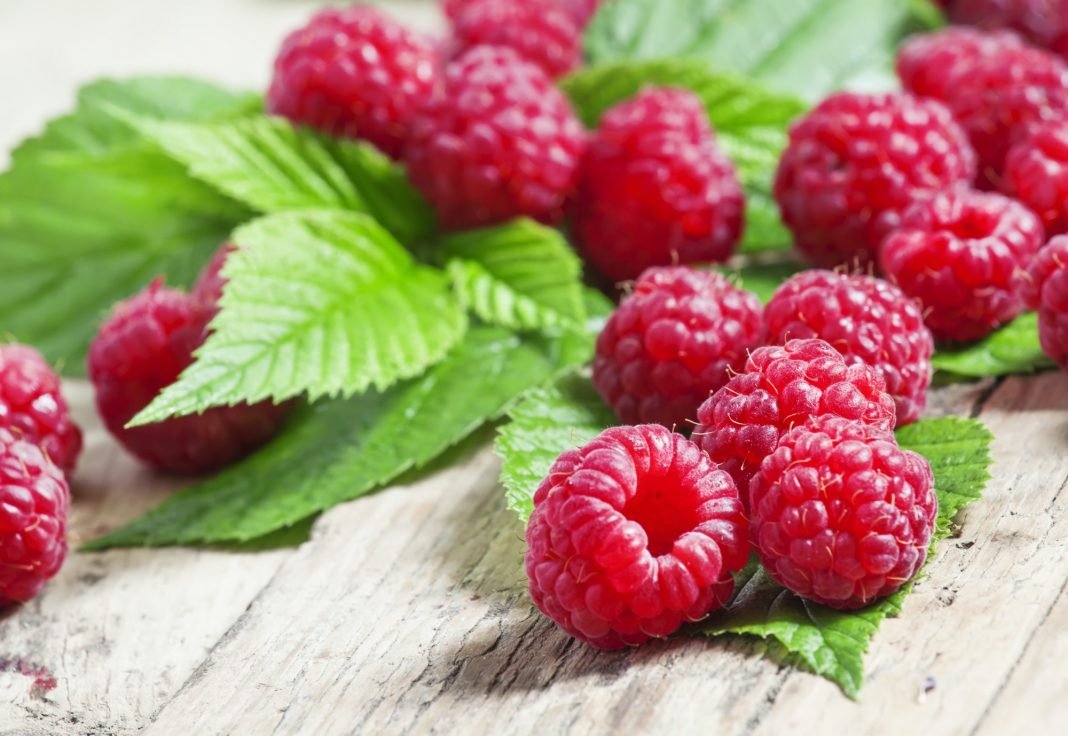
2 2 1067 735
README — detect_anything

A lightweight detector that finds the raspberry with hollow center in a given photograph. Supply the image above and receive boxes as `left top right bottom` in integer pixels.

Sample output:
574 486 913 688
573 87 745 283
749 416 938 609
448 0 581 79
0 345 82 474
405 46 586 230
774 91 976 269
693 338 897 500
764 271 934 426
1026 234 1068 370
266 5 438 159
879 188 1043 342
0 428 69 606
593 266 765 430
898 27 1068 188
525 424 749 649
87 281 291 474
1003 118 1068 236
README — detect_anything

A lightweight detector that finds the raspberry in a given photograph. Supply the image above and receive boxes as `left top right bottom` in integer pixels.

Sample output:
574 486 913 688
190 242 237 313
573 88 745 283
774 92 975 270
405 46 586 230
1003 118 1068 236
448 0 581 79
1026 234 1068 369
593 267 765 429
87 281 290 474
557 0 605 27
693 338 897 499
525 424 749 649
0 345 82 474
879 188 1043 342
266 5 438 159
749 416 937 609
898 27 1068 188
0 428 69 606
764 271 934 426
945 0 1068 56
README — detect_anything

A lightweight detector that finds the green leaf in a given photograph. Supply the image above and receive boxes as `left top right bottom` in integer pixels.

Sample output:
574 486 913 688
130 210 466 425
496 374 616 522
130 114 435 245
716 259 803 303
932 313 1054 378
560 59 804 253
584 0 941 102
86 327 585 549
443 219 587 331
703 415 994 698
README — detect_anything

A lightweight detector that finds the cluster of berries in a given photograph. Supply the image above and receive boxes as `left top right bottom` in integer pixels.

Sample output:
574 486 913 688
265 1 743 283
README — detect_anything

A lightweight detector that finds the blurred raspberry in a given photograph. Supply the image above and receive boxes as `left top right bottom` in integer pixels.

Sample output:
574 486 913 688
448 0 581 78
1026 234 1068 369
944 0 1068 56
1003 117 1068 235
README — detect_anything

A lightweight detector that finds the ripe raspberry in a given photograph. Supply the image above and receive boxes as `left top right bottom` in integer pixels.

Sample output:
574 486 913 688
557 0 605 27
1026 234 1068 369
1003 118 1068 236
448 0 581 79
944 0 1068 57
879 188 1043 342
525 424 749 649
749 416 937 609
693 338 897 499
266 5 438 159
191 242 237 314
87 281 290 474
573 88 745 283
774 92 975 269
593 267 765 429
0 428 69 606
0 345 82 474
405 46 586 230
898 27 1068 188
765 271 934 426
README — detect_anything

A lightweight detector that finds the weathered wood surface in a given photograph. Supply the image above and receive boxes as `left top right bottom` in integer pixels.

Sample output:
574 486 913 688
2 2 1068 735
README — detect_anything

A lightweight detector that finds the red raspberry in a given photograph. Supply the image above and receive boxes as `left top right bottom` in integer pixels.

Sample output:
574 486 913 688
1003 118 1068 236
749 416 937 609
1026 234 1068 369
0 345 82 474
593 267 765 429
191 242 237 314
765 271 934 426
774 92 975 270
945 0 1068 56
573 88 745 283
266 5 438 159
448 0 581 79
693 338 897 499
879 188 1043 342
557 0 604 27
405 46 586 230
898 27 1068 188
0 428 69 606
87 281 290 475
525 424 749 649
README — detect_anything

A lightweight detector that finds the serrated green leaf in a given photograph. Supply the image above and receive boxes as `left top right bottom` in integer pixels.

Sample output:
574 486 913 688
716 259 803 303
130 210 465 425
584 0 941 102
443 219 586 331
86 327 585 549
932 313 1054 378
561 58 804 253
496 374 616 522
130 114 435 245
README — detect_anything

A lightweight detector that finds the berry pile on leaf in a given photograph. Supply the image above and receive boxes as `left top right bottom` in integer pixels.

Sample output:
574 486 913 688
3 0 1068 698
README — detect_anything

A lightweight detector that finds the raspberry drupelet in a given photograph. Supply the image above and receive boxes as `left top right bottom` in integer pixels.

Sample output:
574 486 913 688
749 416 938 609
593 266 765 430
0 345 82 473
525 424 749 649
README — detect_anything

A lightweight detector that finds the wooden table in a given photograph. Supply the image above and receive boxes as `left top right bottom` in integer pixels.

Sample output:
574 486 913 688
2 2 1067 734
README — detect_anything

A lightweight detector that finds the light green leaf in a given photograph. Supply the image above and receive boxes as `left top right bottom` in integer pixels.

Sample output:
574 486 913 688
560 59 805 252
584 0 942 102
86 327 586 549
130 210 465 425
496 374 616 522
131 114 435 245
932 313 1054 378
443 219 586 331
